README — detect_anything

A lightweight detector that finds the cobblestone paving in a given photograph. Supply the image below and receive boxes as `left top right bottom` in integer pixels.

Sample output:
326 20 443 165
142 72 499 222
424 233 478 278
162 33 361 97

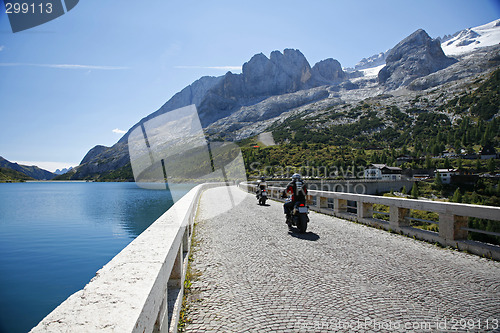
183 187 500 332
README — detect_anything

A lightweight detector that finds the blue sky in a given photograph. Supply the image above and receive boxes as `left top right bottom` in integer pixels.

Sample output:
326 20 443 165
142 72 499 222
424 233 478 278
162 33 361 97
0 0 498 172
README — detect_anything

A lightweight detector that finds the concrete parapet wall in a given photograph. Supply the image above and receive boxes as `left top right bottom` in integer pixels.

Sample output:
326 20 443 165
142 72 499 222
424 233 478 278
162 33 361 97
242 182 500 260
31 182 224 333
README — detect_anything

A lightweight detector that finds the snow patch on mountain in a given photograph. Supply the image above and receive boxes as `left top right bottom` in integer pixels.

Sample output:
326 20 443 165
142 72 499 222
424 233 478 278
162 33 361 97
354 51 388 70
360 64 385 77
442 19 500 56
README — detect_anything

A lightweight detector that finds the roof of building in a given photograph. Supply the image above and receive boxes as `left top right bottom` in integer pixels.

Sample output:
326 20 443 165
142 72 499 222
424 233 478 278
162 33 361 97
367 164 402 173
436 168 458 173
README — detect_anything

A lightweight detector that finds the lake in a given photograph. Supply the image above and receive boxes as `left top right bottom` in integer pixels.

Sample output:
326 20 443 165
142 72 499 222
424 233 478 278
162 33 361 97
0 181 189 333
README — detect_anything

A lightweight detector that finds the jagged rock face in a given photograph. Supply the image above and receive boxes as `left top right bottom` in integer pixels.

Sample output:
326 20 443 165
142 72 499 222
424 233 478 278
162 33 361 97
197 49 344 126
453 29 480 47
205 87 331 138
312 58 346 83
409 44 500 91
378 29 456 89
115 49 345 134
205 48 315 101
72 141 130 178
355 52 388 70
236 49 313 96
80 145 108 164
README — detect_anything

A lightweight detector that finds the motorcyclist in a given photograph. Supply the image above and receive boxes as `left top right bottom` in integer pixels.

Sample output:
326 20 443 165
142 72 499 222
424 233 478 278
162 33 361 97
256 176 267 199
283 173 307 222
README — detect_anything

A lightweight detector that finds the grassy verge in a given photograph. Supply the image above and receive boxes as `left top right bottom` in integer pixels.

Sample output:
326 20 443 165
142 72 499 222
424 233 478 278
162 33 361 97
178 193 205 333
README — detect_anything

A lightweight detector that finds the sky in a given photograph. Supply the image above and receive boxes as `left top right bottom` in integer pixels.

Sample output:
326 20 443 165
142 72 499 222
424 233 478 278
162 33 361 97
0 0 499 172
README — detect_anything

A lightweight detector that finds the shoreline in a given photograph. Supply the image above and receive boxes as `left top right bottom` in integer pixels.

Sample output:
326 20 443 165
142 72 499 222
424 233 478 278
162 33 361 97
1 180 99 183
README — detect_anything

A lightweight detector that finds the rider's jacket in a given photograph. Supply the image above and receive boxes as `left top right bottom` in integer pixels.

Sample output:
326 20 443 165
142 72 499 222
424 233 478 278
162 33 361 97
285 179 307 202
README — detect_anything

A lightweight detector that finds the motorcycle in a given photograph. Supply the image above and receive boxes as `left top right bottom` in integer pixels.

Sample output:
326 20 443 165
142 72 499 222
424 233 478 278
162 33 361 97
257 188 268 205
286 199 309 233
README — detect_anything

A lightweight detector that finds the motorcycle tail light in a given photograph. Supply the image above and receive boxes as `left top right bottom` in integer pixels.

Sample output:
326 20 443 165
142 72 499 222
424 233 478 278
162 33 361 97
299 203 305 207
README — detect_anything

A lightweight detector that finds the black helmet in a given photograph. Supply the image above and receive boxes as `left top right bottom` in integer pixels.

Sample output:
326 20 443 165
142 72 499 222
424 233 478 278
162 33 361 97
292 173 301 180
260 176 265 181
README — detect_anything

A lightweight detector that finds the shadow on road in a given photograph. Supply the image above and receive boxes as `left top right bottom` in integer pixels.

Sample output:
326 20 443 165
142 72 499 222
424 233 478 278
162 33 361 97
289 230 320 241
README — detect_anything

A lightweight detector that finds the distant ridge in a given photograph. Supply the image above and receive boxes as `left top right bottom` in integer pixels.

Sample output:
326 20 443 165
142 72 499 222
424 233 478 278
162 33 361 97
0 167 35 181
0 156 56 180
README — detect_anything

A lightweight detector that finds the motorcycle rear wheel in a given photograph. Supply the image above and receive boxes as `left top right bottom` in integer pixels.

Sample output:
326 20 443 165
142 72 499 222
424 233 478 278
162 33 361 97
297 214 308 233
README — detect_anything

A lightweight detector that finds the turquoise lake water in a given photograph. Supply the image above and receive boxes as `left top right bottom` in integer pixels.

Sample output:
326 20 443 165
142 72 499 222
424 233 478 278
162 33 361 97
0 182 188 333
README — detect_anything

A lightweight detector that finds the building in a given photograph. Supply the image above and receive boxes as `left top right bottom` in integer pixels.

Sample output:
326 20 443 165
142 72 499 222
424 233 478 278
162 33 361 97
396 155 419 166
365 164 402 181
450 174 479 186
435 168 459 184
480 144 497 160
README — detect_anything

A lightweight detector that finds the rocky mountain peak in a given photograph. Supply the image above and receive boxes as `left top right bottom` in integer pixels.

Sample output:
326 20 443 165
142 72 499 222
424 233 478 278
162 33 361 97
355 51 388 70
241 49 313 95
385 29 431 62
80 145 109 164
242 53 268 75
379 29 456 89
312 58 345 83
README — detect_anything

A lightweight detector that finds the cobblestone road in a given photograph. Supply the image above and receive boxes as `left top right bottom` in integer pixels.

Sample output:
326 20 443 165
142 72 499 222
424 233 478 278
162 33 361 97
183 186 500 332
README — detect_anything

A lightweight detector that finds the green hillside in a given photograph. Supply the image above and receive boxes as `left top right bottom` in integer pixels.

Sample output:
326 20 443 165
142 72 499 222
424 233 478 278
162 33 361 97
270 68 500 151
53 163 134 182
0 156 55 180
0 167 35 182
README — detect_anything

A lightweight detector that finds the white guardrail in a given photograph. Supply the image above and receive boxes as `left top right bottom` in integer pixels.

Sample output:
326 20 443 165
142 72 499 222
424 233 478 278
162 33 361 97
242 182 500 260
31 182 224 333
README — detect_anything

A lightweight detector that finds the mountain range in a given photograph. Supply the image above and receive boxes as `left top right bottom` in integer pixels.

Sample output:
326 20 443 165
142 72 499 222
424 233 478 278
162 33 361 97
0 156 56 180
54 167 73 175
61 19 500 180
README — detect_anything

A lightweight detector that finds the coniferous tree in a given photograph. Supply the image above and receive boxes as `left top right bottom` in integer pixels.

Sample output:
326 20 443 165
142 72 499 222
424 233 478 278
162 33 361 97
488 158 496 174
444 157 451 169
411 182 419 198
451 188 462 203
476 159 482 172
434 172 443 190
432 144 441 156
425 155 432 169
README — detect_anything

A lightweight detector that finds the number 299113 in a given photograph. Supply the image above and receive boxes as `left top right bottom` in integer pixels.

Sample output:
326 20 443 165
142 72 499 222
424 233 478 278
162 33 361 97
5 2 53 14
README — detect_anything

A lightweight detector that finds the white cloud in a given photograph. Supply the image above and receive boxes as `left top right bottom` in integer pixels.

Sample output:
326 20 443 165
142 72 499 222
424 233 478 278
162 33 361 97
174 65 242 71
13 161 77 173
0 46 4 52
0 63 128 70
48 64 129 70
112 128 127 134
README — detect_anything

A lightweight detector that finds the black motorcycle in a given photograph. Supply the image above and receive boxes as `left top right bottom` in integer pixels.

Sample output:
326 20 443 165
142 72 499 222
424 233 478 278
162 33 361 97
257 188 268 205
286 199 309 233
